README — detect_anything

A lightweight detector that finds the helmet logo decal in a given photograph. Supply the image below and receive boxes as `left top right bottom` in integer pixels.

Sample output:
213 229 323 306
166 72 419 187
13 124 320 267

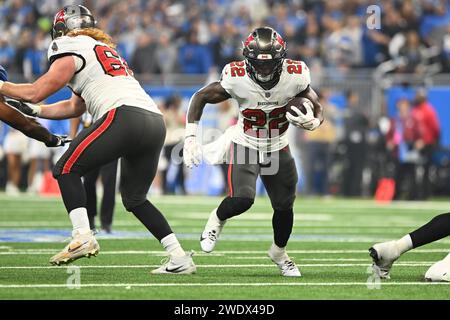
244 34 255 47
54 9 65 24
276 34 285 48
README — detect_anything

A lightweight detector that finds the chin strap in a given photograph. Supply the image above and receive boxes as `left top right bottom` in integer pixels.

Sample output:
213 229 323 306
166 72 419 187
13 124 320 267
245 60 283 90
256 75 281 91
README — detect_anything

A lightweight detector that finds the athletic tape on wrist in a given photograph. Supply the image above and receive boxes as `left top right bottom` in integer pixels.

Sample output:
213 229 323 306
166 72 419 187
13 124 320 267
185 123 198 137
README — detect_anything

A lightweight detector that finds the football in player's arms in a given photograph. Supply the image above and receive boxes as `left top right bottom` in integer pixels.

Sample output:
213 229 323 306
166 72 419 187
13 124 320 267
285 96 317 131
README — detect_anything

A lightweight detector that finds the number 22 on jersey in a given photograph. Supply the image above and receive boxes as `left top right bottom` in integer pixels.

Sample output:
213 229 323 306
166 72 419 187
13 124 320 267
230 61 245 77
242 106 288 138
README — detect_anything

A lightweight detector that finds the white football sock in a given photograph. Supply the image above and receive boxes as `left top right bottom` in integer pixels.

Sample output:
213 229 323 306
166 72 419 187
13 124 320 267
269 243 288 263
161 233 185 257
69 207 91 235
205 208 225 229
396 234 413 254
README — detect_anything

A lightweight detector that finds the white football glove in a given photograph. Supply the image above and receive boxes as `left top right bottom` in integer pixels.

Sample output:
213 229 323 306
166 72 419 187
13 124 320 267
183 135 202 169
286 103 321 131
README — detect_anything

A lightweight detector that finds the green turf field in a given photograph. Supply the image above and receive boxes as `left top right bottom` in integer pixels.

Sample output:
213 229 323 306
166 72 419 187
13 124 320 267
0 194 449 299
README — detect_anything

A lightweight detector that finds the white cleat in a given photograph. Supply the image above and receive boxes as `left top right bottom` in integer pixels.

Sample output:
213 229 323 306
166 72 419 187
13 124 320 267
268 248 301 277
369 240 401 279
200 209 226 253
49 230 99 266
151 252 197 275
425 254 450 282
200 229 221 253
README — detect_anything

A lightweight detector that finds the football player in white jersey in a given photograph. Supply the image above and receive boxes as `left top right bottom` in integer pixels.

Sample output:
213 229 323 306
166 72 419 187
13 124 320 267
184 27 323 277
0 5 195 274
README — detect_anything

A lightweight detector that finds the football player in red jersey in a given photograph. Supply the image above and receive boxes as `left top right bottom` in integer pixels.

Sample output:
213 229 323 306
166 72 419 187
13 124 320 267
1 5 195 274
184 27 323 276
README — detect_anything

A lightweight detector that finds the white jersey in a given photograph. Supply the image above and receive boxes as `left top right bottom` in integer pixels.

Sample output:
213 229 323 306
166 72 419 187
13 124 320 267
47 35 161 121
220 59 311 152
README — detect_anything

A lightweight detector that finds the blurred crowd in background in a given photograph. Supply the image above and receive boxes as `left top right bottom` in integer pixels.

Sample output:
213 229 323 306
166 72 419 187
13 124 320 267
0 0 450 201
2 0 450 77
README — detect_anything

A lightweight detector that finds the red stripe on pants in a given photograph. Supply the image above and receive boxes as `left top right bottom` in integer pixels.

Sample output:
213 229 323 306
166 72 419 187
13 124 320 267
227 144 234 197
62 109 117 174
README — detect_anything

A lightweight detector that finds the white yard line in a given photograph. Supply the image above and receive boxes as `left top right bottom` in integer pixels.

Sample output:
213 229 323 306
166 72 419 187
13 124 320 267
0 263 437 270
151 197 450 211
228 257 433 262
1 249 448 255
0 193 450 210
2 236 449 243
0 282 448 289
1 194 449 210
0 221 423 227
170 213 332 221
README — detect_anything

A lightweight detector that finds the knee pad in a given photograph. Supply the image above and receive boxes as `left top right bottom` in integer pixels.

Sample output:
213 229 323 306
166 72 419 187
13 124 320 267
52 163 81 179
236 185 257 200
121 194 147 212
217 196 254 220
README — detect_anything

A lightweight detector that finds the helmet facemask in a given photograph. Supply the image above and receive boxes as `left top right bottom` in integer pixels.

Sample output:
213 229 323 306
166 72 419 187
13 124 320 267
52 21 67 39
245 56 284 83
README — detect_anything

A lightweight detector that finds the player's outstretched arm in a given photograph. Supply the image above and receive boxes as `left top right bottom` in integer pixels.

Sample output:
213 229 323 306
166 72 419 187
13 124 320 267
297 85 324 124
8 94 86 120
38 94 86 120
0 96 66 147
0 56 75 104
